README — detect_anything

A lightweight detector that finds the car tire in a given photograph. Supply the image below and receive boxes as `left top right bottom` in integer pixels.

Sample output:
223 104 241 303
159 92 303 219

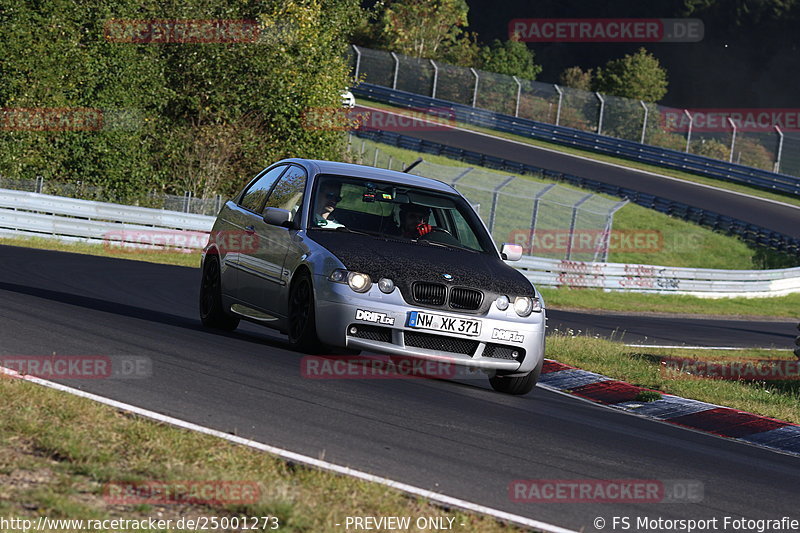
199 255 240 331
489 358 543 395
287 272 322 353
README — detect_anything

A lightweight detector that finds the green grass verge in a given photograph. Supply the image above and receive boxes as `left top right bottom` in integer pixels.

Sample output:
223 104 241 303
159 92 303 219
539 288 800 320
547 334 800 424
351 138 787 270
358 99 800 210
0 376 523 532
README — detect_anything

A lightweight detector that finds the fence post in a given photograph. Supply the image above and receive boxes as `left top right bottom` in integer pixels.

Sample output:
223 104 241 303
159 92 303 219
373 147 379 167
512 76 522 118
640 101 648 144
554 84 563 126
35 175 44 194
527 183 557 255
388 155 393 170
684 110 693 152
774 126 784 173
429 59 438 99
450 167 473 188
470 68 479 107
595 92 605 135
183 191 192 213
566 193 593 260
727 117 737 163
390 52 399 90
488 176 515 234
351 45 361 81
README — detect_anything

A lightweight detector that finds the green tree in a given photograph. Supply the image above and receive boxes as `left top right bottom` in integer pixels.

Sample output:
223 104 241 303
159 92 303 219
479 38 542 80
593 48 668 103
378 0 469 59
559 66 593 91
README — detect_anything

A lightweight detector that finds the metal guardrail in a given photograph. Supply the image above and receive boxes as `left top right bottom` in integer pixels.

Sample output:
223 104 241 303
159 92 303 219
514 256 800 298
353 84 800 198
0 189 214 249
2 188 797 297
353 128 800 256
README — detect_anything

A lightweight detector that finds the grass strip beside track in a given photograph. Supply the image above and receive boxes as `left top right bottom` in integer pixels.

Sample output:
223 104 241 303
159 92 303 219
0 376 526 532
548 334 800 425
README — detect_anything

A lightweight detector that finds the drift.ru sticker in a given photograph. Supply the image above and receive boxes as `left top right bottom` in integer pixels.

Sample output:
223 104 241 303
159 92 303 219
355 309 395 326
492 328 524 343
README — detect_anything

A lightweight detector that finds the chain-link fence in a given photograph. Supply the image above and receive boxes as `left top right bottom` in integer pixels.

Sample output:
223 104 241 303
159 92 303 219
0 176 224 216
351 45 796 177
347 138 628 261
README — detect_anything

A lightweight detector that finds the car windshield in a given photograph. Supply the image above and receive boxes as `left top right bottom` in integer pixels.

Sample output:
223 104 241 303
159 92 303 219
308 175 494 254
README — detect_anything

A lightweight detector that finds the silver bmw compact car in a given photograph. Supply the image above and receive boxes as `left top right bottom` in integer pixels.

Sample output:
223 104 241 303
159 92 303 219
199 159 546 394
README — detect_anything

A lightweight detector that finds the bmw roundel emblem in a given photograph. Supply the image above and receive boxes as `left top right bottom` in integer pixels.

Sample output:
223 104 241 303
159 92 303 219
442 273 454 281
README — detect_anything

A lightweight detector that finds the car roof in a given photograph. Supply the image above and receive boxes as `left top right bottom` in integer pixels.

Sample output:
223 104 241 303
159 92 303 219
279 158 458 194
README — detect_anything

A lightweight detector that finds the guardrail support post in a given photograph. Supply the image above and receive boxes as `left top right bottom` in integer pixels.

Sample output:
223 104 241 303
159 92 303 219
684 110 693 152
727 117 737 163
488 176 515 234
595 92 605 135
566 193 594 260
390 52 400 90
351 45 361 81
512 76 522 118
429 59 439 99
640 101 649 144
554 84 563 126
774 126 784 173
470 68 479 107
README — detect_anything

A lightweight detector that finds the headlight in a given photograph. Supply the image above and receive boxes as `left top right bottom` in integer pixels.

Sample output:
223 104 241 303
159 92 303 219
513 296 533 317
378 278 395 294
347 271 372 293
495 295 509 310
328 269 347 283
512 296 542 316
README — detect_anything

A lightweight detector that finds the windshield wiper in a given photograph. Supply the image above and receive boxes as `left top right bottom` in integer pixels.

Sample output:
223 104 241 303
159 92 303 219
414 239 477 253
334 226 386 238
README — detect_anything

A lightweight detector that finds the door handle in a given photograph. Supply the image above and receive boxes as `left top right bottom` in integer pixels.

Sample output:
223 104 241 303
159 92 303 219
244 225 255 234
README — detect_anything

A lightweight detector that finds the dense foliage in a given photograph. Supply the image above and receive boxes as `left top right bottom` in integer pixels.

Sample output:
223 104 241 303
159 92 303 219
0 0 364 198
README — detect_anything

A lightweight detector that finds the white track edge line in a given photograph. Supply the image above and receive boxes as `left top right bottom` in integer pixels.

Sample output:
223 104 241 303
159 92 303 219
0 366 577 533
357 104 800 211
624 344 790 351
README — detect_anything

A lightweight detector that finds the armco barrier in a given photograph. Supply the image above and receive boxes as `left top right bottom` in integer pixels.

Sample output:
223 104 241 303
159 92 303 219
2 188 797 297
354 128 800 256
515 256 800 298
353 84 800 198
0 189 214 249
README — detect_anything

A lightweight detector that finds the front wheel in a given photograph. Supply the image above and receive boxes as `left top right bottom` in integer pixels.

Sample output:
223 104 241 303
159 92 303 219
199 255 239 331
489 358 543 395
287 272 322 353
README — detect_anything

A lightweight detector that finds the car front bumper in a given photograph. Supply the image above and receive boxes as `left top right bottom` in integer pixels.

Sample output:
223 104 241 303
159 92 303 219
313 275 545 375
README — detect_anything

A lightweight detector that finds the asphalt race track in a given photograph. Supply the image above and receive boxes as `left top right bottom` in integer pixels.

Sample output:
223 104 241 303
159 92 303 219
1 245 798 531
355 105 800 239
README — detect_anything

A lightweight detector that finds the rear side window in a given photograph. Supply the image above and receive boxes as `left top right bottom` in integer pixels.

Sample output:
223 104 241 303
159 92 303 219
239 165 286 212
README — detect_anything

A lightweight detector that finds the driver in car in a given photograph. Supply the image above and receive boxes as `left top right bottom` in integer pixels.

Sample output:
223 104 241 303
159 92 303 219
398 203 433 238
314 180 345 228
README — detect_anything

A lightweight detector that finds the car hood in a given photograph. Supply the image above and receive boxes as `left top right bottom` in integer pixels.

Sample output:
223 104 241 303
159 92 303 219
308 230 534 296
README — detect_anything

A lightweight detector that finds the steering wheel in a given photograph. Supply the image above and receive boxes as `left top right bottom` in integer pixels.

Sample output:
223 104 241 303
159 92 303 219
420 227 453 239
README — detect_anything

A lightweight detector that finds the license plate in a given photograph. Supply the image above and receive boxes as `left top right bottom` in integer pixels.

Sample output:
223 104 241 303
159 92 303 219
407 311 482 336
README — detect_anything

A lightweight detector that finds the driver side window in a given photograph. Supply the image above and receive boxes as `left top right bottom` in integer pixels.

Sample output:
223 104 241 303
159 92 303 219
263 165 307 223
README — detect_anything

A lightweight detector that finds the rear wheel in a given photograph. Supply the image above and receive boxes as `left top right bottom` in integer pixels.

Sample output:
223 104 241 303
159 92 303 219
199 255 239 331
287 272 322 353
489 358 543 395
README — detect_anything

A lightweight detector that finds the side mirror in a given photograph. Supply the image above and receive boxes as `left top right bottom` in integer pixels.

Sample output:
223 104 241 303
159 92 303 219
500 243 523 261
263 207 291 226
